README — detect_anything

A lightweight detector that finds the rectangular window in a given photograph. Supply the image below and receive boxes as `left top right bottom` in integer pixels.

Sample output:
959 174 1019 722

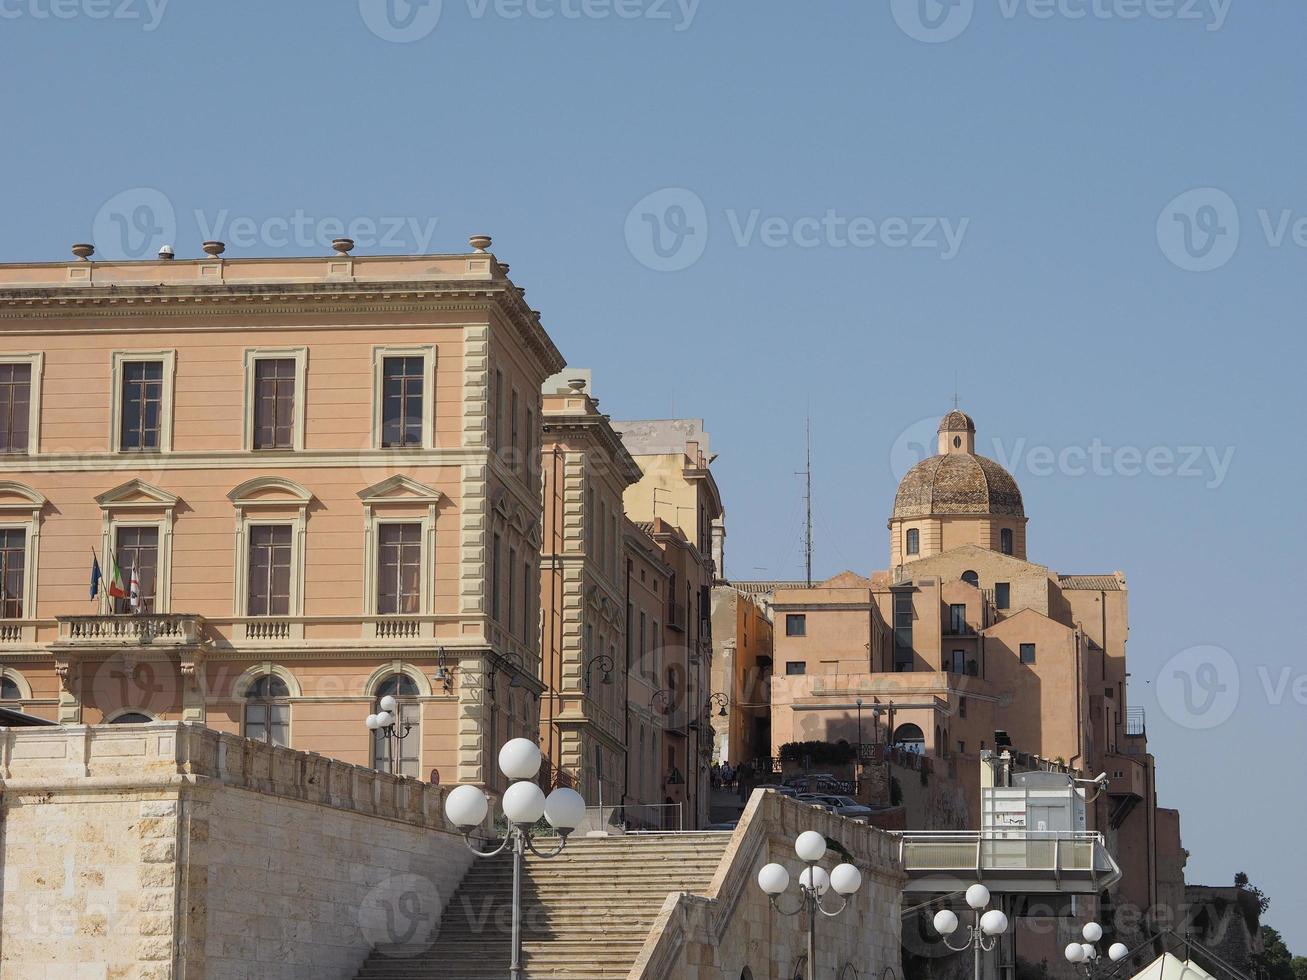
1020 643 1037 665
381 356 425 448
377 523 422 615
522 561 532 642
247 525 292 616
244 702 289 746
785 614 807 637
252 358 296 450
949 604 967 634
0 364 31 454
120 361 164 451
785 661 807 676
950 650 966 674
526 406 536 473
114 526 159 613
0 529 25 618
491 533 502 620
510 388 520 470
893 591 915 671
995 583 1011 610
508 546 517 636
959 696 967 718
494 369 504 452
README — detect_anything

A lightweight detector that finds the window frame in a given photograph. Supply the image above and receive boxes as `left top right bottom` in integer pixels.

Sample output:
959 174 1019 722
376 521 425 617
0 354 42 456
785 613 807 637
1000 527 1014 555
0 483 44 630
229 478 311 637
109 350 177 453
372 345 436 451
95 480 177 616
243 347 308 452
241 672 293 747
785 661 807 676
905 527 920 556
358 477 441 632
1020 643 1037 665
995 582 1011 610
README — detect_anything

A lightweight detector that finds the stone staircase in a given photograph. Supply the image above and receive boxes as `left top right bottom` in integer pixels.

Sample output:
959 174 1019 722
353 832 734 980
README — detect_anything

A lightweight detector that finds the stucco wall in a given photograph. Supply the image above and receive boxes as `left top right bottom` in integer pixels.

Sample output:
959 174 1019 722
0 723 477 979
632 790 906 980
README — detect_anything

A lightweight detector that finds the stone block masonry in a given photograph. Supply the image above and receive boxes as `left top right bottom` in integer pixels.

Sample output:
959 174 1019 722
0 724 478 979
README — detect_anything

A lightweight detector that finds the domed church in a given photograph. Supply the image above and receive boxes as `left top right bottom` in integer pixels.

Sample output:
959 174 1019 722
889 410 1027 567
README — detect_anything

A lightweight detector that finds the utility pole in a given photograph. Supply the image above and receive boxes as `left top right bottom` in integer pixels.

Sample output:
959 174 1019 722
797 411 813 588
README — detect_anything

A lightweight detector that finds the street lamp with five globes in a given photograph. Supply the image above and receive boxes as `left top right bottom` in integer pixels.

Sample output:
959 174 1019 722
1065 921 1130 975
756 830 864 980
933 883 1010 980
443 738 587 980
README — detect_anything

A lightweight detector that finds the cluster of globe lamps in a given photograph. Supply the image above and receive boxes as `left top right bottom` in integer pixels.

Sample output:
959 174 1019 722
443 738 587 836
1066 921 1130 971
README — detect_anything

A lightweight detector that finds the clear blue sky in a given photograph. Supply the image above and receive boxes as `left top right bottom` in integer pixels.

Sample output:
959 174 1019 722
2 0 1303 952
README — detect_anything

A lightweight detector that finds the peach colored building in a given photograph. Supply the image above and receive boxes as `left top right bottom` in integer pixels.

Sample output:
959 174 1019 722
0 241 563 791
537 371 643 808
615 421 724 828
709 583 774 765
761 410 1185 942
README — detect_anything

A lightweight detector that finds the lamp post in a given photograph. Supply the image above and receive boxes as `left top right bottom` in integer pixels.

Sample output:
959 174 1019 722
365 695 414 776
707 692 729 717
756 830 864 980
933 884 1010 980
856 698 864 750
1065 922 1129 975
443 738 586 980
584 654 614 692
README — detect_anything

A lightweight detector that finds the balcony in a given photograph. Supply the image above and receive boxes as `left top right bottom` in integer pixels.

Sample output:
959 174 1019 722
897 831 1121 895
666 600 687 633
1125 707 1146 736
56 614 206 648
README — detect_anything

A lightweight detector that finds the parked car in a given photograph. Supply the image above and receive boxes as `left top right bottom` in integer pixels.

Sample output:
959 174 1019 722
795 793 838 813
798 794 874 821
755 784 800 798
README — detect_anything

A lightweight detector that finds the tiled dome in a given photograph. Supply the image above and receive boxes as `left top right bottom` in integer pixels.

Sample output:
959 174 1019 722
938 410 976 433
893 452 1024 519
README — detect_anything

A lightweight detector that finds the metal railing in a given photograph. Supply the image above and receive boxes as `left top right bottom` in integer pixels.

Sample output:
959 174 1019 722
897 830 1108 876
584 803 685 833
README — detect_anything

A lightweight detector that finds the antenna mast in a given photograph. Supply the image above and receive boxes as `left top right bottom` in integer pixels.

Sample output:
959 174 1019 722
803 412 813 587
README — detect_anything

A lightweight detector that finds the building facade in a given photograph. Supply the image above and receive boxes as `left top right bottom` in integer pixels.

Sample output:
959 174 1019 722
709 583 774 766
615 420 724 829
538 371 643 809
764 410 1185 951
0 242 563 790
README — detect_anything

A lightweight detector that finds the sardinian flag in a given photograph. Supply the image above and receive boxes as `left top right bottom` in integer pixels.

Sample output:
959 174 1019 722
128 564 142 614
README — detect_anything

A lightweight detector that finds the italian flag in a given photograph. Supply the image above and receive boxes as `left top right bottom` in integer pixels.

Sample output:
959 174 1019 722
107 554 126 599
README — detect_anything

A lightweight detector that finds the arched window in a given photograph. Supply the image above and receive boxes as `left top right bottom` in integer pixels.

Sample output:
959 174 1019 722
244 674 290 746
892 723 925 752
961 570 979 587
109 712 154 724
742 969 755 980
905 528 920 556
373 673 421 777
0 677 20 700
1000 528 1013 555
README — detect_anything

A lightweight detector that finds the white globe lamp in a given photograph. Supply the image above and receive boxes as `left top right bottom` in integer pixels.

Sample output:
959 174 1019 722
543 788 586 835
499 738 543 781
1109 944 1130 962
379 694 398 714
444 784 490 831
831 864 862 896
795 831 827 863
1066 943 1087 964
934 909 960 936
980 909 1009 936
757 863 790 895
1082 944 1098 960
1083 922 1104 943
502 780 547 825
375 710 393 728
365 713 380 730
966 883 991 910
799 865 830 896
